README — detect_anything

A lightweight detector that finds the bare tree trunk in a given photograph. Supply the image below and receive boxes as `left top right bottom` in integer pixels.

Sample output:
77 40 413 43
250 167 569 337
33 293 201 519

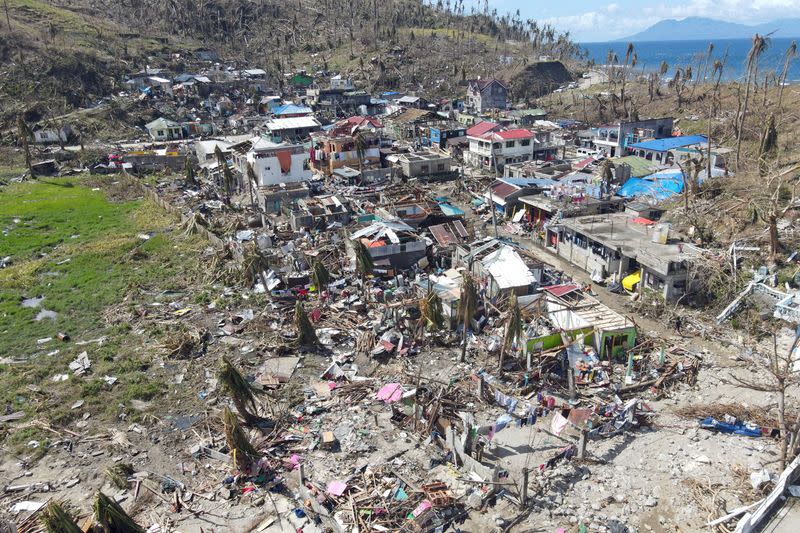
769 215 780 258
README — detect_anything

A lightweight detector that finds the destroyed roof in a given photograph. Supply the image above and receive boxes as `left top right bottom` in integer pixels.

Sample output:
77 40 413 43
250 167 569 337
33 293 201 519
627 134 708 152
480 245 536 289
350 219 417 244
429 220 469 246
468 78 507 91
387 108 437 124
545 290 634 333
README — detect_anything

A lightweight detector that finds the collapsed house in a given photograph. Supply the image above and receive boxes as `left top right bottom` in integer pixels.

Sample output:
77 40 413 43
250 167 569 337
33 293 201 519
350 219 428 270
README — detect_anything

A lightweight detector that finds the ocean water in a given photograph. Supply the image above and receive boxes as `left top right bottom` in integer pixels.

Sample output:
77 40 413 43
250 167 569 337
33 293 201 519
581 38 800 83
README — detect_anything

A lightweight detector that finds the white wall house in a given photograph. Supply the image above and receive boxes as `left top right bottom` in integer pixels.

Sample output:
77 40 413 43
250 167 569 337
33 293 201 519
235 136 311 187
145 118 183 141
465 129 535 170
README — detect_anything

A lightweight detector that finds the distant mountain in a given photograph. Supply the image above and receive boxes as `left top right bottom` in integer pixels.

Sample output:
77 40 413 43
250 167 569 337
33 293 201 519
620 16 800 42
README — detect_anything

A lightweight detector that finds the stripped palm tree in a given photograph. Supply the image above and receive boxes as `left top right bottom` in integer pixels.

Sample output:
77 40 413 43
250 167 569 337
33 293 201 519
500 293 523 371
246 163 258 210
777 41 798 117
758 114 778 175
311 259 331 300
736 34 769 169
218 356 263 424
419 288 445 332
41 501 82 533
242 241 270 290
620 42 635 118
354 239 374 276
184 157 197 187
459 272 478 362
93 491 144 533
599 158 614 196
354 132 368 178
223 406 258 474
295 300 319 347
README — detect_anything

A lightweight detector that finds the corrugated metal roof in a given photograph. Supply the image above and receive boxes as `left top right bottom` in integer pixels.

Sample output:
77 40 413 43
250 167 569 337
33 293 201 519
481 245 535 290
490 182 520 200
466 121 499 137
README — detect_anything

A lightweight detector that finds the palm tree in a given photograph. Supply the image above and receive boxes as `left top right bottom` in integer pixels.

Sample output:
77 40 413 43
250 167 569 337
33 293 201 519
500 293 523 371
215 145 235 201
599 158 614 196
184 157 197 187
758 114 778 175
218 356 263 424
295 300 319 347
222 407 258 474
419 288 445 331
777 41 798 117
311 259 331 300
459 272 478 362
354 132 368 177
246 163 258 210
93 491 144 533
620 42 635 118
354 239 373 277
736 34 769 169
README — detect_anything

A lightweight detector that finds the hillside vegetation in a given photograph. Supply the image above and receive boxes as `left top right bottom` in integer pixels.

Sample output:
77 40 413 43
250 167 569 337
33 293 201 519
0 0 583 129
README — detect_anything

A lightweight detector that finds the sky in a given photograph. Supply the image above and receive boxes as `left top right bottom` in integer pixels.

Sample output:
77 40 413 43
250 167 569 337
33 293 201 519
474 0 800 42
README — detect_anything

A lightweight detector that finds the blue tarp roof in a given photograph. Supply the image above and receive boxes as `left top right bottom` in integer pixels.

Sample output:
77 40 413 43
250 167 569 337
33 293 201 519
617 170 684 201
627 135 708 153
439 203 465 217
273 104 312 116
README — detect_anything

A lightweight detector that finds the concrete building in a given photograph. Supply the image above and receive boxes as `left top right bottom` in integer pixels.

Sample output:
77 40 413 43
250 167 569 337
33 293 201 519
396 150 457 182
626 135 709 165
265 116 322 142
552 213 699 301
466 79 509 112
591 117 674 157
290 195 350 231
231 136 311 187
310 116 383 176
465 129 536 170
350 220 427 270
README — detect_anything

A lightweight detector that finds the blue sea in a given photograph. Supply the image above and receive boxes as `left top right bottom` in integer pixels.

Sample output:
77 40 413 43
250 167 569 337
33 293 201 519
581 38 800 83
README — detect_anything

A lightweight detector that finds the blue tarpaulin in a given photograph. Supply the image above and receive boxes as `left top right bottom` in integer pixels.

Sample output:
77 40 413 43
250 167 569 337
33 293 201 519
699 417 762 437
617 171 684 201
439 203 465 217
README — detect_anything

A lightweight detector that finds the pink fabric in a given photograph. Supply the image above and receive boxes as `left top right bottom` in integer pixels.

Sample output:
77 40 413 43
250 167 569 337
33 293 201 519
550 412 569 436
376 383 403 403
412 500 432 518
327 480 348 496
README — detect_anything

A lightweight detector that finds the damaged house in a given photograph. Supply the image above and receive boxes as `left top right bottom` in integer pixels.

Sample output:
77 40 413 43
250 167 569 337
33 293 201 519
309 116 383 176
230 136 311 187
453 238 541 299
350 219 427 270
290 194 351 231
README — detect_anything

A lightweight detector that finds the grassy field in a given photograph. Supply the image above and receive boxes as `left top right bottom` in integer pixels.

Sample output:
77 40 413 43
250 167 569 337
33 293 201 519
0 175 203 453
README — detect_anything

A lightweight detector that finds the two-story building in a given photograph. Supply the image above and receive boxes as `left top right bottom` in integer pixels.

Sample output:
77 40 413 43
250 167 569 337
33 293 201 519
591 117 674 157
231 136 311 187
465 129 535 170
466 79 509 112
309 116 383 176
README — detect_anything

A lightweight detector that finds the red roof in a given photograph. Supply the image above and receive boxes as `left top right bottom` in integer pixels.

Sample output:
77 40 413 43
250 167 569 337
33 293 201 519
494 129 533 140
466 121 499 137
542 283 582 297
490 182 519 199
344 115 383 129
631 217 655 225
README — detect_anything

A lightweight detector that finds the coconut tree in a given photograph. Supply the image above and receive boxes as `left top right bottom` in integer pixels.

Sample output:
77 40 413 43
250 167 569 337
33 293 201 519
93 491 144 533
459 272 478 362
777 41 798 117
599 158 614 196
295 300 320 347
246 163 258 210
354 132 368 177
499 292 523 371
184 157 197 187
215 145 235 201
419 288 445 332
218 356 263 424
311 259 331 300
758 114 778 175
736 34 769 169
242 241 270 290
620 42 636 119
222 407 259 474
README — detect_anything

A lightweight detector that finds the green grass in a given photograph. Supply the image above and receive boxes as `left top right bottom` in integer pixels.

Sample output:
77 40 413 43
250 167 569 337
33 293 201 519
0 176 203 451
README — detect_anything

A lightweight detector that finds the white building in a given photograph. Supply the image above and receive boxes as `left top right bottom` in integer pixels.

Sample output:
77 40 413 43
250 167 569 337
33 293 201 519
465 129 535 170
329 75 355 90
231 136 311 187
145 118 183 141
265 116 322 141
